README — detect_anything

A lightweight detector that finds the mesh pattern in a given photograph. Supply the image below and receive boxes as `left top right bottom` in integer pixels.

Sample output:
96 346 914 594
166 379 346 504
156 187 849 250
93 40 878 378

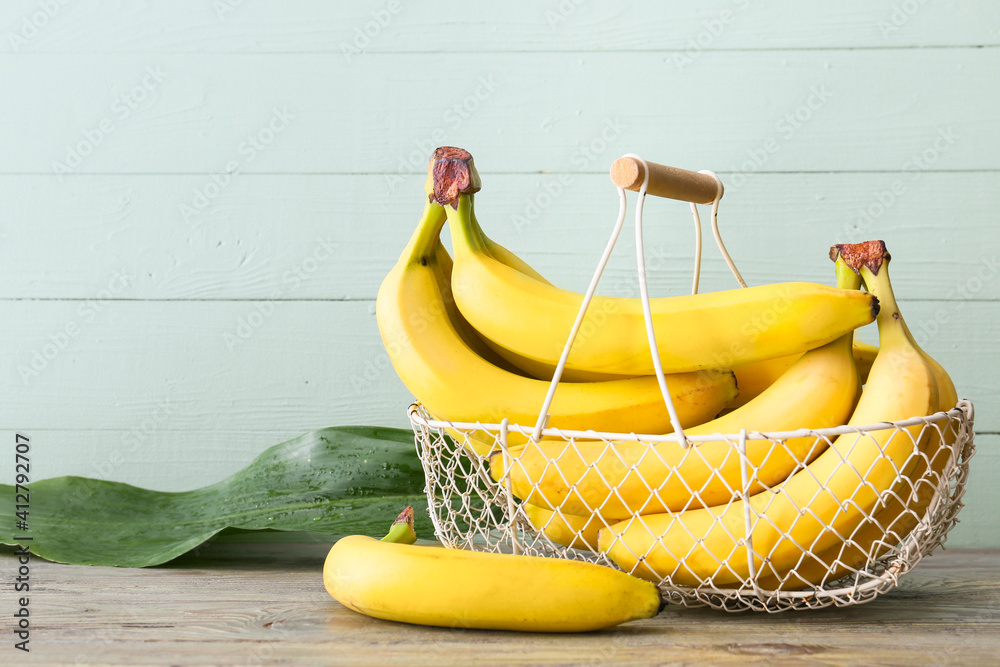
409 400 975 612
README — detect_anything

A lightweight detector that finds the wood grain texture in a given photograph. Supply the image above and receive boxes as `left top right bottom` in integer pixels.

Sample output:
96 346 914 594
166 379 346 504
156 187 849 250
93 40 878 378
1 299 993 430
0 172 996 300
0 50 994 174
1 543 997 666
1 300 402 431
3 0 999 53
0 428 299 492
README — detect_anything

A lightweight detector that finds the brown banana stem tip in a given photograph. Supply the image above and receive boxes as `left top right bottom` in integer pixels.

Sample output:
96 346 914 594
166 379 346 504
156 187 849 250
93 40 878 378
393 505 414 528
429 146 482 208
830 241 884 318
830 240 891 276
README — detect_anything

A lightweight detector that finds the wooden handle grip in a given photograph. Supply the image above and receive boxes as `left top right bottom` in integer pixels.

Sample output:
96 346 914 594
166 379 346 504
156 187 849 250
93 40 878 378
610 156 720 204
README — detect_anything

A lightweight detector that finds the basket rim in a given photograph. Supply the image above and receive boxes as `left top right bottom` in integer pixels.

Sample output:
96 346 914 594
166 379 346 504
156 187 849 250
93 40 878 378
407 399 973 444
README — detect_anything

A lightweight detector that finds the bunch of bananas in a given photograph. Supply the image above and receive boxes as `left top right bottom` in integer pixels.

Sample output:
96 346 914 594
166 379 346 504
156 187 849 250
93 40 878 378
376 146 958 593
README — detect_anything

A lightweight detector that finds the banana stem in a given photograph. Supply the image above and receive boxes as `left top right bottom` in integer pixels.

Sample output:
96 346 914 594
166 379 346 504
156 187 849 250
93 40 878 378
380 506 417 544
402 145 485 266
399 201 448 267
832 255 863 291
836 241 914 350
426 146 482 208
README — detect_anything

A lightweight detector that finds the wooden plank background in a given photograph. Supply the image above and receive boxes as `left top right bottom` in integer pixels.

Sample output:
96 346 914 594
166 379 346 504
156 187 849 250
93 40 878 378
0 1 996 546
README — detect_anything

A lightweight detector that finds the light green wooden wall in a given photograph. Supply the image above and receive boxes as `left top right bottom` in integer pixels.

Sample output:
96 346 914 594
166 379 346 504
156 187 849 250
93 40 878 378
1 1 997 545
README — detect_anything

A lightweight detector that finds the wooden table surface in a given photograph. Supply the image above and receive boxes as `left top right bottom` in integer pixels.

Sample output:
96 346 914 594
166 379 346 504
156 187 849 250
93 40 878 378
4 541 999 666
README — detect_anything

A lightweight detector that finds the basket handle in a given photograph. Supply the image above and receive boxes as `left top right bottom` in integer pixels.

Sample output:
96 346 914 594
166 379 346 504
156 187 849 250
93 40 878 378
613 155 746 292
530 154 741 442
610 156 721 204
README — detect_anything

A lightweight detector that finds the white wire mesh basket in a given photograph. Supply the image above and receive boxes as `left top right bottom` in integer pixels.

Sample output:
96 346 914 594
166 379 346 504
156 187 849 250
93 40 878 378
409 401 974 612
406 155 977 612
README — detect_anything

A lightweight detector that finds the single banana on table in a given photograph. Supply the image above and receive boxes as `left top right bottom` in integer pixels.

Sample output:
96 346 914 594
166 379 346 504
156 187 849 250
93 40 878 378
598 240 941 586
442 148 878 379
323 506 662 632
491 253 864 519
376 149 738 453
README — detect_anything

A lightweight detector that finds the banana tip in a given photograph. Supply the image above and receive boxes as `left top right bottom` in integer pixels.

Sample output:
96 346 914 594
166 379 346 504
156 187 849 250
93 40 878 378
393 505 414 527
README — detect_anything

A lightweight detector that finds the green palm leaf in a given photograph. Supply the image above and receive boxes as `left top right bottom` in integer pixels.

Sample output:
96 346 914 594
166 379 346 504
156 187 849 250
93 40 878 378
1 426 428 567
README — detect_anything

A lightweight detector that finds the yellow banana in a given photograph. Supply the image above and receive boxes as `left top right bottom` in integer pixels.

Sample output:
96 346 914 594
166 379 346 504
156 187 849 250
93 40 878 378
761 247 958 590
323 506 662 632
522 503 610 552
457 201 641 383
494 331 858 518
852 340 879 383
473 220 553 287
491 254 863 519
459 179 880 396
441 149 878 378
457 178 881 393
376 166 737 449
724 262 874 412
599 240 939 586
430 227 530 457
728 340 878 410
762 353 956 591
431 219 527 378
726 355 799 410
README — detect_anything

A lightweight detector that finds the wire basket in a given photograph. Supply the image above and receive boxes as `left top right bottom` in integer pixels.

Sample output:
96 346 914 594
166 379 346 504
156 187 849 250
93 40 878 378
406 155 977 612
409 401 974 612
